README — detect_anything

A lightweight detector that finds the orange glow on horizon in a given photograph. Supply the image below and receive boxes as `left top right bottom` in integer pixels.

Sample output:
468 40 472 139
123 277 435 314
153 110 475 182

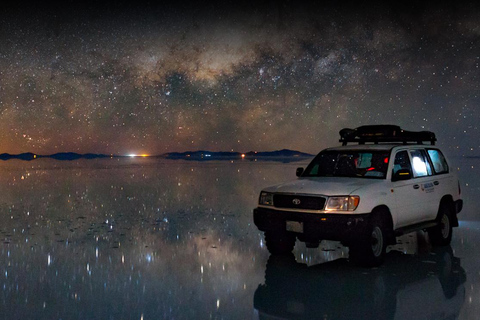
128 153 150 157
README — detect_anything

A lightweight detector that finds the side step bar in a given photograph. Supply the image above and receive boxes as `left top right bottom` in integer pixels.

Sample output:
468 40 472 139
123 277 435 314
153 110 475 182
394 221 439 237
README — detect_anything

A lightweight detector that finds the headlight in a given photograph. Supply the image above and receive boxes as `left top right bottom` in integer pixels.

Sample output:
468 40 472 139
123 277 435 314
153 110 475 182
259 192 274 206
325 196 360 211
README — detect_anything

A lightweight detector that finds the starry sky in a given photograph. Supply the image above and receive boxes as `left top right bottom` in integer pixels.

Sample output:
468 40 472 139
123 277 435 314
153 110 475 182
1 1 479 156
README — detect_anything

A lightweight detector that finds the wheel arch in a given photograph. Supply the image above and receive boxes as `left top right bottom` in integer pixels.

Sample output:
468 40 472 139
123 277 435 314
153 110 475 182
438 195 458 227
371 205 396 245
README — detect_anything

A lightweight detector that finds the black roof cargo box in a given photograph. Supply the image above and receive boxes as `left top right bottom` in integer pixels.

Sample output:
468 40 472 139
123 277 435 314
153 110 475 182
339 125 436 146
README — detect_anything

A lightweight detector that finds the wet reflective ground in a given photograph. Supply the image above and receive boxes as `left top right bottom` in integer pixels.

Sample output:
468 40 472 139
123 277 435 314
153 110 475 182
0 157 478 319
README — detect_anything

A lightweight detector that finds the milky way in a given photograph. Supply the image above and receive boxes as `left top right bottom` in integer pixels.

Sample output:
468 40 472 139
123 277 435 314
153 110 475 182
1 2 479 156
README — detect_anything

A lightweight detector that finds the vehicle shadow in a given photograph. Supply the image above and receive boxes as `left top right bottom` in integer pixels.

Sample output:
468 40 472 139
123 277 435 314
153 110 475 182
254 245 466 320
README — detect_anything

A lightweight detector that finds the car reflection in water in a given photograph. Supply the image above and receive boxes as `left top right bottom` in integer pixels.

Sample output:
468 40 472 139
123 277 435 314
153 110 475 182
253 238 466 320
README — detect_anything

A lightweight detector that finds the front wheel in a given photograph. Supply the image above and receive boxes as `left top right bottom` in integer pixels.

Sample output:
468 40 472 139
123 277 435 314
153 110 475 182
428 204 453 246
350 218 387 267
264 231 296 255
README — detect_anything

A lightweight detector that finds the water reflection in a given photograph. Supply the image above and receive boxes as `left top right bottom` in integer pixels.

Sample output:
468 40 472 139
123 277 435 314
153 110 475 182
254 243 466 320
0 156 478 319
0 158 288 319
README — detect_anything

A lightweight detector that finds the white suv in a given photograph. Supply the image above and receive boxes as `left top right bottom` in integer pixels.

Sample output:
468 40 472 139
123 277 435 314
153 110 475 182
253 125 463 266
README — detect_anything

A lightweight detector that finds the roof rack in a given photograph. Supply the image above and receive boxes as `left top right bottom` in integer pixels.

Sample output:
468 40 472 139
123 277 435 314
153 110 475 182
339 125 436 146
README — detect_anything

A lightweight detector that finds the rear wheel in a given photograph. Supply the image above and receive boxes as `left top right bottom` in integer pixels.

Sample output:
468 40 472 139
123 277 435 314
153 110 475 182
265 231 296 255
350 216 387 267
428 203 453 246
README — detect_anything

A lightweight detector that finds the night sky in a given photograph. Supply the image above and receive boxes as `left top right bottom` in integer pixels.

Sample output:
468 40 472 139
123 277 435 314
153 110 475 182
1 1 479 156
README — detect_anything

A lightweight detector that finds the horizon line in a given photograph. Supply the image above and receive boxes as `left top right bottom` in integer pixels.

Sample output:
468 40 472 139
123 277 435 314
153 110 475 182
0 148 314 157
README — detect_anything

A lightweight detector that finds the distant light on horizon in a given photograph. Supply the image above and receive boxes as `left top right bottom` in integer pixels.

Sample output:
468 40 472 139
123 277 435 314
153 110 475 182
128 154 150 157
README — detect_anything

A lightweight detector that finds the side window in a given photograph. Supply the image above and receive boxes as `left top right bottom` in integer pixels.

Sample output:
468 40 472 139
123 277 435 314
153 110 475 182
393 151 412 175
427 149 449 174
410 149 432 177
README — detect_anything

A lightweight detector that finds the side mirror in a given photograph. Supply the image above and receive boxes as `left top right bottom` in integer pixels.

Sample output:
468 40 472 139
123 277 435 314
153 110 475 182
296 167 304 177
392 169 412 181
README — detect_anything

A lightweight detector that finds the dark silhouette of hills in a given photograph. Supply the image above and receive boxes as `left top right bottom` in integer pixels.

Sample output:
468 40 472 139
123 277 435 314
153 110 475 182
245 149 313 158
0 152 38 161
46 152 111 160
0 152 111 161
161 149 313 162
0 149 313 162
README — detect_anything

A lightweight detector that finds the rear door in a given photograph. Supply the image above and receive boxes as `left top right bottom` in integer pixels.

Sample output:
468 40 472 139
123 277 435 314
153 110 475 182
391 150 422 228
426 148 455 208
391 149 437 228
408 148 438 221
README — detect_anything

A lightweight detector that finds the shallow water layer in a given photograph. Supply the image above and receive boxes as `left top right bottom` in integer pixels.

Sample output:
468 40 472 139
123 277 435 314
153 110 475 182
0 156 478 319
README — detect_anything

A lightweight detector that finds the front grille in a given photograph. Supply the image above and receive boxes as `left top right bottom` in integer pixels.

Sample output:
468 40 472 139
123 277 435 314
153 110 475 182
273 194 326 210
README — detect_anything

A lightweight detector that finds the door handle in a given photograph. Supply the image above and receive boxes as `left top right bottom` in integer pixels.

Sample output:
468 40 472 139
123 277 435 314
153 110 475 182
413 184 420 189
434 181 439 186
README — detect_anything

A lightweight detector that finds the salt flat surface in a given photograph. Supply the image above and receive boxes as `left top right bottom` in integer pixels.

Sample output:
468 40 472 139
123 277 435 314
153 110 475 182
0 156 478 319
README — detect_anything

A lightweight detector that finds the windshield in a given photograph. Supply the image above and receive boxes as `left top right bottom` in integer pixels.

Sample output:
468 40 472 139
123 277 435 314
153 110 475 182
302 150 390 179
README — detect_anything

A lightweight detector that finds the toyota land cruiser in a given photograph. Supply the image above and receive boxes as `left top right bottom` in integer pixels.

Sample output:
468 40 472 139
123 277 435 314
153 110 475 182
253 125 463 266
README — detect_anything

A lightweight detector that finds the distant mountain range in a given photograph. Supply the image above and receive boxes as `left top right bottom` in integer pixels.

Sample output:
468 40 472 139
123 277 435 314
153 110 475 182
0 152 111 161
161 149 313 161
0 149 314 162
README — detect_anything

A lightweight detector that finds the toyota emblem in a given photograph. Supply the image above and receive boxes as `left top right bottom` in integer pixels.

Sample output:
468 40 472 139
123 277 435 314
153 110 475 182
292 198 301 205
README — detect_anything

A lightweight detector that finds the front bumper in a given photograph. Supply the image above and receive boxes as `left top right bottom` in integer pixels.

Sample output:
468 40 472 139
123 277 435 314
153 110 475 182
253 207 371 244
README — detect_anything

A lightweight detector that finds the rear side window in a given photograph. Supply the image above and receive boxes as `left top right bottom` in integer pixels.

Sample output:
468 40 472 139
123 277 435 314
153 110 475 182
410 149 433 177
427 149 449 174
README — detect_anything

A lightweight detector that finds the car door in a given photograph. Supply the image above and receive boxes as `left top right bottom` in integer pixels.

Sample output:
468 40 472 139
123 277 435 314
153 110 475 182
391 150 422 228
408 148 438 221
391 149 437 228
426 148 455 210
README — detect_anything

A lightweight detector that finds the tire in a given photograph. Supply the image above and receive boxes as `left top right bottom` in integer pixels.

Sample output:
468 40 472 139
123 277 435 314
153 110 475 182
428 203 453 246
264 253 297 287
350 217 387 267
265 231 296 255
435 246 457 299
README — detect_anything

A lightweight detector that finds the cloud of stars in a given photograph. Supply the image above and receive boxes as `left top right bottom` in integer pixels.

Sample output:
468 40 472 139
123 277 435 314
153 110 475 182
0 2 479 155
